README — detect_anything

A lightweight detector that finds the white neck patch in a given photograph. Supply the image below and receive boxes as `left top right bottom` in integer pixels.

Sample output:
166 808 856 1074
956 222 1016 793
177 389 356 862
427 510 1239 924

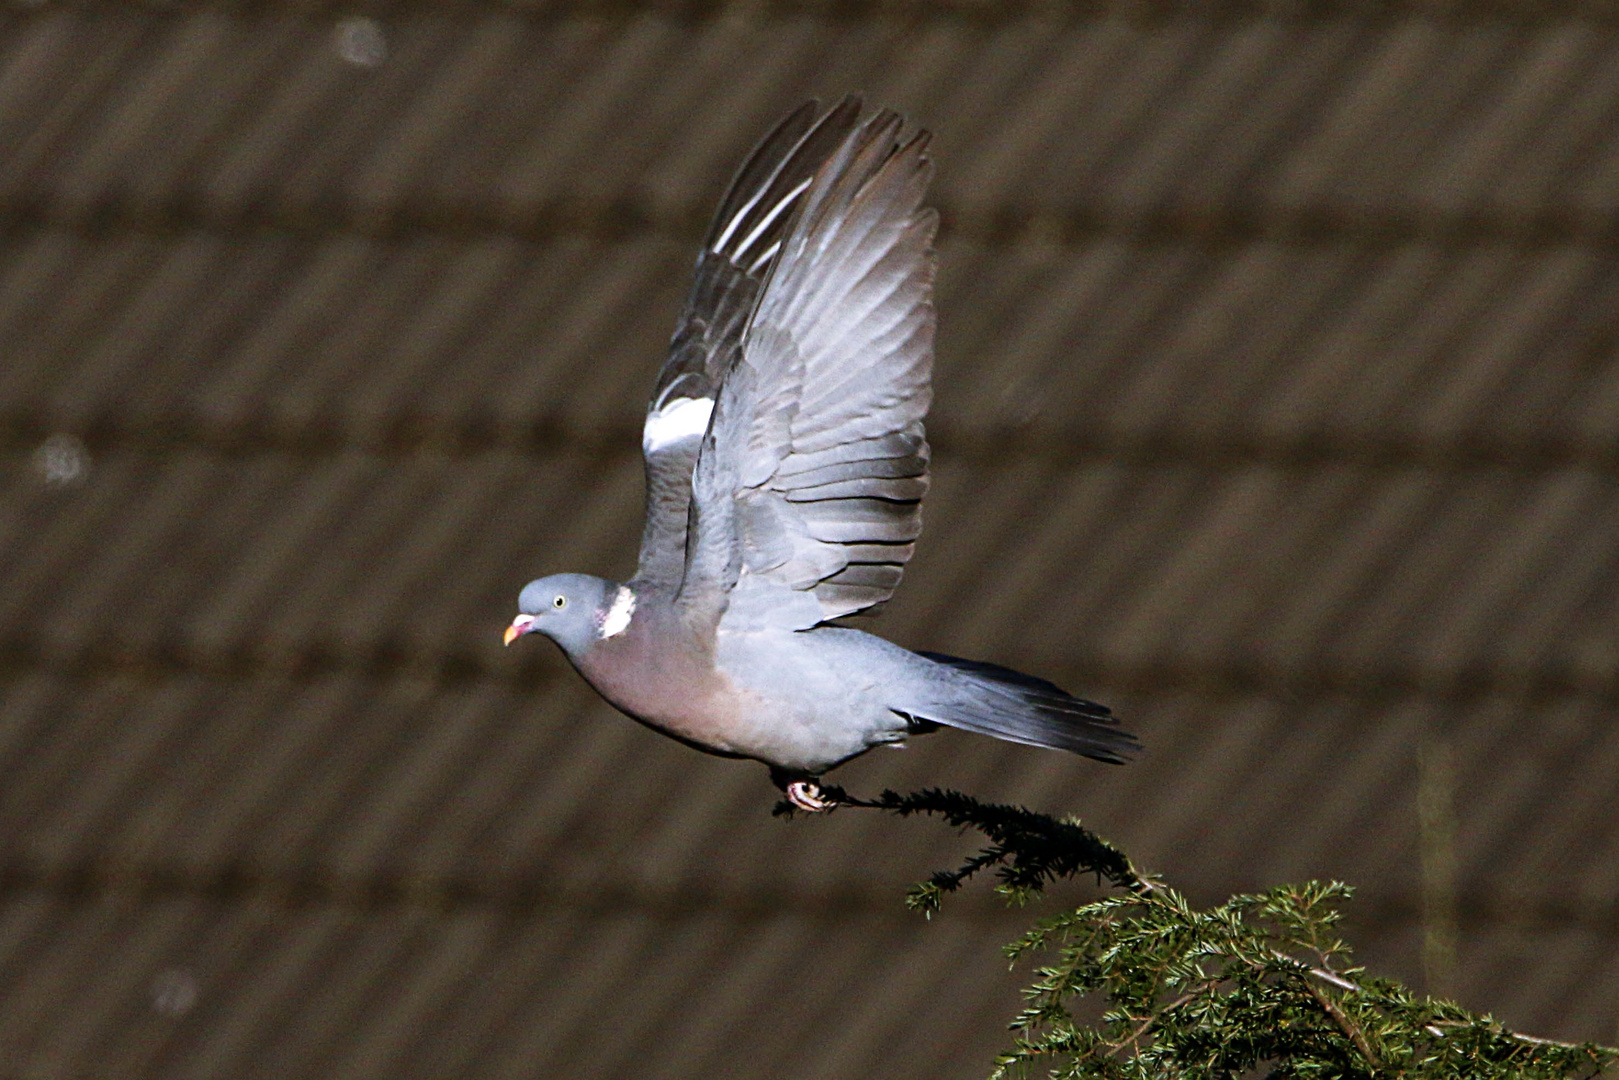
599 585 636 639
642 396 714 454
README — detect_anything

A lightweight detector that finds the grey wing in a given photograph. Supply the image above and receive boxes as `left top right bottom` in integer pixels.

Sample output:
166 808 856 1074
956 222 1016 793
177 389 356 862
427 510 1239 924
634 98 864 587
682 108 937 630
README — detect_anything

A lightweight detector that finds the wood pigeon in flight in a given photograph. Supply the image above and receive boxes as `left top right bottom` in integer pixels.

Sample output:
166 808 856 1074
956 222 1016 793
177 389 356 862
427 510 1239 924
506 97 1138 811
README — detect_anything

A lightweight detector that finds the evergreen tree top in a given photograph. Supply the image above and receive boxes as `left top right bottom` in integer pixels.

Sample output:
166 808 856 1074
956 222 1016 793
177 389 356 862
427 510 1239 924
779 786 1615 1080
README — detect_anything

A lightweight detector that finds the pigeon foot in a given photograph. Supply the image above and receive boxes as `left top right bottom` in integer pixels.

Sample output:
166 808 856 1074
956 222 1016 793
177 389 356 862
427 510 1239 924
786 780 836 813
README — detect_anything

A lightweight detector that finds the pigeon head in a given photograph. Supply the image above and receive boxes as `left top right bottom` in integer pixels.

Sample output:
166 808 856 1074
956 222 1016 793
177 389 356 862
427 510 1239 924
504 573 629 658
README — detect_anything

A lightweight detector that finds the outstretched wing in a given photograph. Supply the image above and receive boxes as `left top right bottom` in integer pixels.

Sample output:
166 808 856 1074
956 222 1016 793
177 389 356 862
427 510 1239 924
681 108 937 630
634 98 864 588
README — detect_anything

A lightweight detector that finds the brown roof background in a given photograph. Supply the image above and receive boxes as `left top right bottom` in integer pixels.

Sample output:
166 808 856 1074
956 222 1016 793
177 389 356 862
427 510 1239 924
3 3 1619 1077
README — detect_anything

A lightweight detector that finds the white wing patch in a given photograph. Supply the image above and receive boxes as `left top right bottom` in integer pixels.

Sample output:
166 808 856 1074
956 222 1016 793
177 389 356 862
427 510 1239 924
599 585 636 639
642 396 715 454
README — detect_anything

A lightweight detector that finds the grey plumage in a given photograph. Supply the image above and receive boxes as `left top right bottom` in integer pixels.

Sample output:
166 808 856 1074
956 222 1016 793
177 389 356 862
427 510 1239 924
637 99 865 589
508 98 1137 803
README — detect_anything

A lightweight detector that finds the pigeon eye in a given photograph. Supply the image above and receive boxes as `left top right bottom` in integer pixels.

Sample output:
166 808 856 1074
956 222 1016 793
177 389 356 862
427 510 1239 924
553 595 567 609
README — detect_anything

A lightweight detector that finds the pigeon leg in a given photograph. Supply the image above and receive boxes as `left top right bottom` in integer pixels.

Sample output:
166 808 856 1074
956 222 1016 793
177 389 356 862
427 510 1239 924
770 767 838 813
786 780 836 813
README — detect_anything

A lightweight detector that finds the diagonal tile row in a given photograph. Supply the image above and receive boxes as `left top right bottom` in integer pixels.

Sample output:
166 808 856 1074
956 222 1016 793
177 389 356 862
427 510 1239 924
2 11 1618 230
2 232 1616 456
4 450 1616 687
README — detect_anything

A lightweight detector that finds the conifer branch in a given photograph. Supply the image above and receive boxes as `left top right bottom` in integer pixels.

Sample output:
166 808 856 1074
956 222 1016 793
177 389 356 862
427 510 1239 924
777 784 1153 904
778 784 1619 1079
1307 977 1382 1069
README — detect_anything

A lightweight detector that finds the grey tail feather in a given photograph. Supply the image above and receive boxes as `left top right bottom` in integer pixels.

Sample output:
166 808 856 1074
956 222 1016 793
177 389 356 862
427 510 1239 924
915 651 1139 765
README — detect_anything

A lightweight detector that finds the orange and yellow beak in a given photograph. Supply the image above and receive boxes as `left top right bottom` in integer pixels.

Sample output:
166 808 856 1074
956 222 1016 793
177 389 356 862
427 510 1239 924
503 614 536 646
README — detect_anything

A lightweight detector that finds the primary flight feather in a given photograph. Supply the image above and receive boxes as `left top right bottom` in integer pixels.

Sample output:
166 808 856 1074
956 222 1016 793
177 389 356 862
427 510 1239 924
506 97 1137 810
